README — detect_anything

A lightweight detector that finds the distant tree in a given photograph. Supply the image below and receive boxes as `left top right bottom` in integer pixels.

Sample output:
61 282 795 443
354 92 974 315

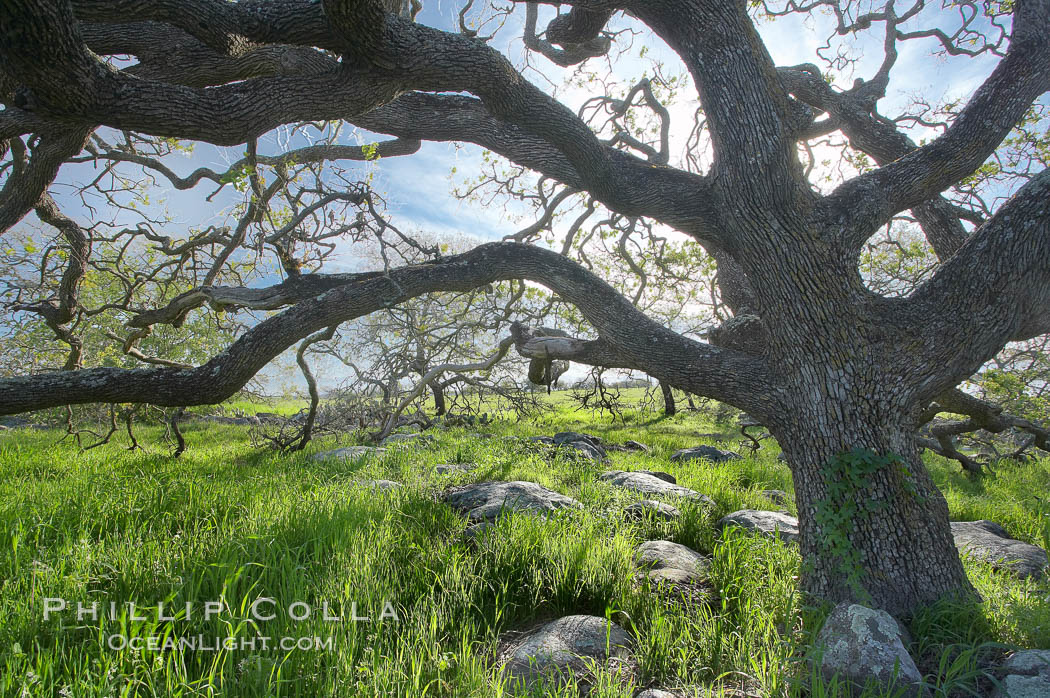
1 0 1049 615
310 234 549 433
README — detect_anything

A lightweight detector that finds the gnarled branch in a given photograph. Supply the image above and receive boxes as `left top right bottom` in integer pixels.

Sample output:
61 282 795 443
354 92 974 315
0 242 776 421
901 169 1050 404
823 6 1050 244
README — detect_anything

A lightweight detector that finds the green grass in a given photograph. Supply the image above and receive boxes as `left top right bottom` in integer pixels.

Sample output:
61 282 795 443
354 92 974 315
200 398 310 417
0 402 1047 697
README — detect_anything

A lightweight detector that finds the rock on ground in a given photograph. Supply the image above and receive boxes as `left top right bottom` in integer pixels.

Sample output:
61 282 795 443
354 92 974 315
816 603 922 693
719 509 799 543
635 690 678 698
310 446 386 463
462 521 495 543
351 479 402 492
759 489 790 505
553 431 603 447
434 463 477 475
0 416 31 428
561 440 609 463
195 414 261 426
600 471 713 505
549 432 609 463
637 470 676 484
995 650 1050 698
604 440 652 453
670 445 742 464
380 432 435 447
500 615 632 692
443 481 581 522
635 540 710 585
624 500 681 521
950 520 1048 579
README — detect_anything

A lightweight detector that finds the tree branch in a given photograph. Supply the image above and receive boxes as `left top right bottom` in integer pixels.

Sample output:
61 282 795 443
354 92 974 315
353 93 724 244
523 3 611 67
0 243 776 421
70 140 420 193
899 169 1050 404
78 21 338 88
2 0 727 249
631 0 809 208
0 127 92 234
917 388 1050 473
0 0 399 145
293 325 338 449
780 65 971 258
125 271 391 329
823 4 1050 245
510 322 642 376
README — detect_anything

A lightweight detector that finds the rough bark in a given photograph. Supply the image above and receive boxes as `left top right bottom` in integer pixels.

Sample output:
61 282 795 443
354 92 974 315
661 382 676 417
773 373 973 615
430 381 447 417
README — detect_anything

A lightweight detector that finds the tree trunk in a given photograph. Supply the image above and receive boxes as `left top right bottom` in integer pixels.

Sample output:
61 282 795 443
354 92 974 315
772 393 974 617
725 207 981 616
431 381 446 416
661 381 676 416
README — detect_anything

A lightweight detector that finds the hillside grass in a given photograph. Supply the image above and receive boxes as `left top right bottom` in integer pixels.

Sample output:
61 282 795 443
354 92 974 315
0 401 1048 697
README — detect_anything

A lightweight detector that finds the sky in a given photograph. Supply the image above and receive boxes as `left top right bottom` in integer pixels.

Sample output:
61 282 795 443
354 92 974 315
6 1 1035 396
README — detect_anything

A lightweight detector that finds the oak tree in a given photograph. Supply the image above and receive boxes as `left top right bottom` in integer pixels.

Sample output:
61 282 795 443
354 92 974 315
2 0 1049 615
